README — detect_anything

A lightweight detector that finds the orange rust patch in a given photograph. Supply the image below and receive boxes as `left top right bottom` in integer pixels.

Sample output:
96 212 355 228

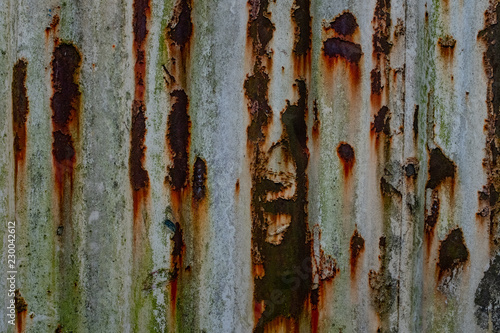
337 142 355 178
350 228 365 277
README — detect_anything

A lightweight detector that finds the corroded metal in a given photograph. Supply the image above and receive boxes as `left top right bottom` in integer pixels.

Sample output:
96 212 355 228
1 0 499 332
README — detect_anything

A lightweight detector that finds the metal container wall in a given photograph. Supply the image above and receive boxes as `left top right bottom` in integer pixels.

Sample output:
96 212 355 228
1 0 499 332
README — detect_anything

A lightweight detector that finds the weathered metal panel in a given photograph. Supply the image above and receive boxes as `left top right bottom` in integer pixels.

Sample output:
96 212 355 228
1 0 499 332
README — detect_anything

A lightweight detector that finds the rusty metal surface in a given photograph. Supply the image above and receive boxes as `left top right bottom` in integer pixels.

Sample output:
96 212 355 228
1 0 499 332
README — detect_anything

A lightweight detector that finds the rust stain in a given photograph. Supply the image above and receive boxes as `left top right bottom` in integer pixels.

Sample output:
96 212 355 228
251 80 312 330
245 63 272 142
166 89 191 191
350 228 365 277
291 0 311 56
166 0 192 48
337 142 355 178
45 13 60 40
371 0 392 109
169 222 185 318
321 12 362 95
329 12 359 36
14 289 27 333
438 35 456 61
130 0 151 224
424 195 440 255
192 156 207 201
413 105 419 140
312 100 320 142
371 69 382 95
426 147 456 189
372 0 392 55
51 43 81 226
479 3 500 251
248 0 275 56
437 228 469 281
310 288 319 333
12 59 29 197
371 106 391 135
323 38 362 63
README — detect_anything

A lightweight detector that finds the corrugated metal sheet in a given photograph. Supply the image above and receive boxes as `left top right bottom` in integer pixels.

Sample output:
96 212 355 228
1 0 499 331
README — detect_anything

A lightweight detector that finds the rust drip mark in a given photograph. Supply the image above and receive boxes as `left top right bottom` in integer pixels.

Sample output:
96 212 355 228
169 222 185 317
474 254 500 331
46 14 60 33
438 35 456 48
372 0 392 55
252 81 311 329
291 0 311 56
192 157 207 201
130 0 151 220
245 62 272 142
350 228 365 277
368 236 397 321
51 43 81 202
478 3 500 251
437 228 469 281
15 289 27 333
323 38 362 63
329 12 358 36
337 142 355 178
438 35 456 60
248 0 275 56
426 147 456 189
166 89 191 191
12 59 29 190
166 0 192 48
371 69 382 95
372 106 391 135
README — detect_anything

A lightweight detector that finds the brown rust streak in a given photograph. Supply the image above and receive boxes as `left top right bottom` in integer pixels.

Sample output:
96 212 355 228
15 289 27 333
164 0 194 326
51 43 81 225
478 3 500 252
166 89 191 191
322 12 362 94
350 228 365 277
12 59 29 199
130 0 151 225
371 0 392 109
